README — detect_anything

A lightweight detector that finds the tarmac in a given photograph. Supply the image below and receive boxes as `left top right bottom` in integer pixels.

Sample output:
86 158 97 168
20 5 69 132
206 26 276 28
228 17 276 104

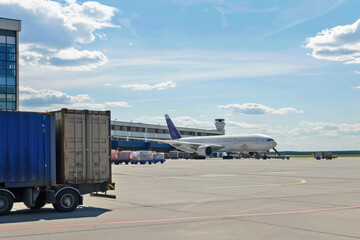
1 157 360 240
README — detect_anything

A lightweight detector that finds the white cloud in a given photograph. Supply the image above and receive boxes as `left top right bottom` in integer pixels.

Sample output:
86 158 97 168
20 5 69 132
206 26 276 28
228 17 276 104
21 45 108 71
19 86 131 111
95 33 107 40
354 71 360 74
296 121 360 136
105 101 131 108
103 50 307 86
265 0 344 37
226 121 267 129
0 0 118 70
121 81 177 91
218 103 303 115
305 18 360 64
21 49 310 89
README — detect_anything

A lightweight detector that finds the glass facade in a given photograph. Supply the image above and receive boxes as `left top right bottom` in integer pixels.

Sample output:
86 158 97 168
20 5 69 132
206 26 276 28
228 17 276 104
0 30 16 110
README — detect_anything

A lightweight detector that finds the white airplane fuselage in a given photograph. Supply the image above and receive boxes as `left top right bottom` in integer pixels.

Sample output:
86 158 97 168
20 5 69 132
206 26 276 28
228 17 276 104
175 134 277 153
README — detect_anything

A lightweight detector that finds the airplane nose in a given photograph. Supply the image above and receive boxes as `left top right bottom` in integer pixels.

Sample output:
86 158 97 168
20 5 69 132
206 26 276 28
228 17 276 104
272 142 277 148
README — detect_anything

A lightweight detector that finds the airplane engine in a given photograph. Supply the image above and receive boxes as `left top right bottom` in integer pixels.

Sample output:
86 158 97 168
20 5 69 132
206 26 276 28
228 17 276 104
196 145 213 156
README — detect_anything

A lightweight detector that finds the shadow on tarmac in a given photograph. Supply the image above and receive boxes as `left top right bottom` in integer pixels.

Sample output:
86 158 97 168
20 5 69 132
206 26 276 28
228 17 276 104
0 205 110 224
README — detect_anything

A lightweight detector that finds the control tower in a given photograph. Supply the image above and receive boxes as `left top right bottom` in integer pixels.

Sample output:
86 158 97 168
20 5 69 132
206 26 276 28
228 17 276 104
215 119 225 135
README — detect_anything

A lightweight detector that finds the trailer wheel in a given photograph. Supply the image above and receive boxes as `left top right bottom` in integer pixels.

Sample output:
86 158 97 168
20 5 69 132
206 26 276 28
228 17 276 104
53 189 79 212
0 192 13 216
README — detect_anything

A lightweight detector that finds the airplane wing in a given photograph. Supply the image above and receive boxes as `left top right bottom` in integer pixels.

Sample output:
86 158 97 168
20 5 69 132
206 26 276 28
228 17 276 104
125 137 225 152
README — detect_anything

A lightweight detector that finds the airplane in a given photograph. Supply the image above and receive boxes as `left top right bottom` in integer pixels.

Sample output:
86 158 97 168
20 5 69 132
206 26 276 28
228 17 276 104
134 114 280 158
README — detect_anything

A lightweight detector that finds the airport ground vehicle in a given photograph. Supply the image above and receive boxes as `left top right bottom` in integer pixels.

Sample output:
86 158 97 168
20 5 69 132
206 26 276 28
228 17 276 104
314 152 334 160
223 152 241 159
0 109 114 215
277 155 291 160
153 153 166 164
169 150 179 159
111 150 132 164
131 151 154 164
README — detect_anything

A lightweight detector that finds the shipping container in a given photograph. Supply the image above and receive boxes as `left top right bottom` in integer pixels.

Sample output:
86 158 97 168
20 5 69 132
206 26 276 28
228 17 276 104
0 109 114 216
52 109 111 186
0 111 56 188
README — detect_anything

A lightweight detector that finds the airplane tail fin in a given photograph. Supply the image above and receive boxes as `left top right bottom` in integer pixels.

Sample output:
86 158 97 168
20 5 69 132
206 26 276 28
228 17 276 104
165 114 181 139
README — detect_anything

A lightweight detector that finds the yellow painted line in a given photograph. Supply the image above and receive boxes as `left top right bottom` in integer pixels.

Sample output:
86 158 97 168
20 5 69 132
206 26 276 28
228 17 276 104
115 172 308 188
205 176 307 189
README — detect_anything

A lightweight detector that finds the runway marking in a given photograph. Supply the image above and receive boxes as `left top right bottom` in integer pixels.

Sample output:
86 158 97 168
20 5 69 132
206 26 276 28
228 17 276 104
114 173 308 188
205 176 307 189
1 205 359 231
113 173 213 181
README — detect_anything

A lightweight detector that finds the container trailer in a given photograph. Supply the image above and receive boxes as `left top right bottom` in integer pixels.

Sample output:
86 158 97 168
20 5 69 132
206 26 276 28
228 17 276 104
153 152 165 164
0 109 115 215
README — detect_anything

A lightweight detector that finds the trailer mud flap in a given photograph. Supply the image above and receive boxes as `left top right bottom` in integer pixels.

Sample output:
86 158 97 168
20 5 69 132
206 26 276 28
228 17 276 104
90 182 116 199
90 192 116 199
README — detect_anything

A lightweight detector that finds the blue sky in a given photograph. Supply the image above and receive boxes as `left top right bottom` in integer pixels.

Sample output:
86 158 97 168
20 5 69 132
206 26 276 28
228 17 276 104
1 0 360 150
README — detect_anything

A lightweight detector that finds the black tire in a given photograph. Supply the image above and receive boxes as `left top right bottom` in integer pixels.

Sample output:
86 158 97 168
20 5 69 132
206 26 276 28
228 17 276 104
24 201 46 210
0 191 14 216
53 189 80 212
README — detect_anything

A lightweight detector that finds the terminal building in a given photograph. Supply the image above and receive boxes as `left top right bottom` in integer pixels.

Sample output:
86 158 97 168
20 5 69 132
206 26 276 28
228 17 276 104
111 119 226 152
0 18 21 110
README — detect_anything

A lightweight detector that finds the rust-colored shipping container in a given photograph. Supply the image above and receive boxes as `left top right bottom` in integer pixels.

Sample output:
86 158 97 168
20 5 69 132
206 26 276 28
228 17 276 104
52 109 111 186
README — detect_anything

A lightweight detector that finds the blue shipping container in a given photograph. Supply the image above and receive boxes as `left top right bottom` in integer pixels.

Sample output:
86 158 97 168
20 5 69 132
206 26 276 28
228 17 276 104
0 111 56 188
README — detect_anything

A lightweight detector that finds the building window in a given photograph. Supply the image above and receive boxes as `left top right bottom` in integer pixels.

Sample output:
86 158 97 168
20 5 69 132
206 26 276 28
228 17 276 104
0 29 16 110
147 128 156 133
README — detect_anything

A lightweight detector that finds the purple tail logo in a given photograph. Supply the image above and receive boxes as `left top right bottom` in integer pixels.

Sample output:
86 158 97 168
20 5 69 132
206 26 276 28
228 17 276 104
165 114 181 139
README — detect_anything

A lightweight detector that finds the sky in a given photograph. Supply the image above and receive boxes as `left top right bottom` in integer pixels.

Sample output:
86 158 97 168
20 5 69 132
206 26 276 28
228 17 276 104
0 0 360 151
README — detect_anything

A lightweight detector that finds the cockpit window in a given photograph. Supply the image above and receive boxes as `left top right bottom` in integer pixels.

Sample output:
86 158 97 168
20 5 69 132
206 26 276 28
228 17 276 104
267 139 274 142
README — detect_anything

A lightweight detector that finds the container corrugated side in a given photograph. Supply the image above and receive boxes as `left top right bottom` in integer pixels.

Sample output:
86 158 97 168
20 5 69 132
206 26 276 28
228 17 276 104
0 111 56 188
53 109 111 185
